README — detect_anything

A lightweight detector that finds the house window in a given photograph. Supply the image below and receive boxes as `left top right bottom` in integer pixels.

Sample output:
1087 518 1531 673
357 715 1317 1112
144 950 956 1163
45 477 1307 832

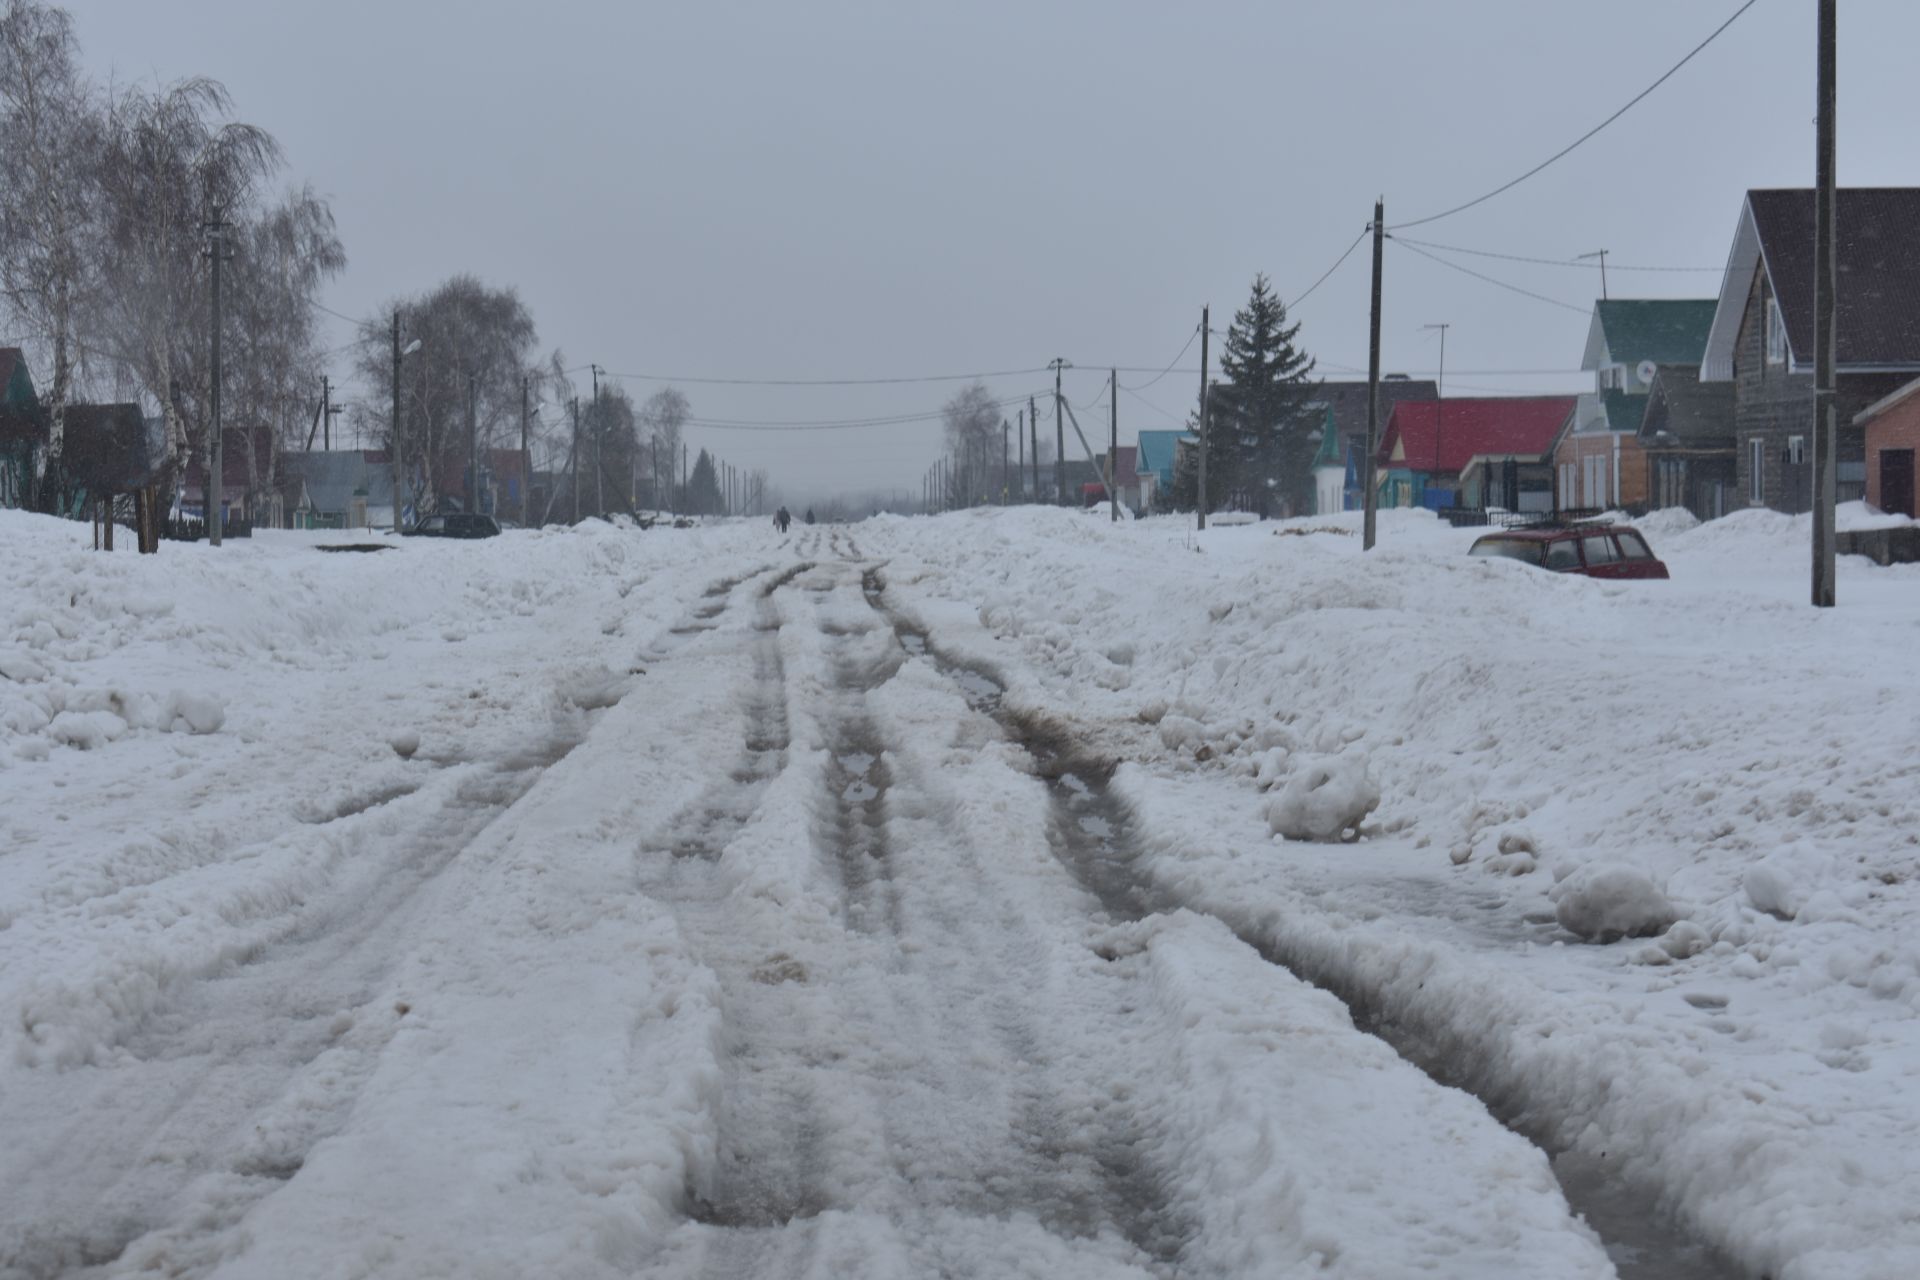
1748 437 1766 505
1785 435 1805 465
1765 299 1788 366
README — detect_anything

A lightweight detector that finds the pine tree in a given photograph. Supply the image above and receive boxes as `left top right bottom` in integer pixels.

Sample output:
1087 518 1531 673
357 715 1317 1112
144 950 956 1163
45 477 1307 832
1211 274 1319 517
688 448 722 515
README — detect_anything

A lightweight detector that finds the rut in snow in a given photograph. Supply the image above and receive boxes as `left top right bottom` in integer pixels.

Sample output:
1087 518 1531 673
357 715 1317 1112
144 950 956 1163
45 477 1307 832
860 567 1751 1280
0 713 603 1279
638 560 1192 1277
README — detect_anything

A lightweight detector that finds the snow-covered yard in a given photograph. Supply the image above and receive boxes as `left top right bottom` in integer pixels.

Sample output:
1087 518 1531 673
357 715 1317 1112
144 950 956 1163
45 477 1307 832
2 503 1915 1279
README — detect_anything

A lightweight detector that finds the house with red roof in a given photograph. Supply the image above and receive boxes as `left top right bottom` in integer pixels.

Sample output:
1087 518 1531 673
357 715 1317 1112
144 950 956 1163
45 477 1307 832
1375 395 1576 513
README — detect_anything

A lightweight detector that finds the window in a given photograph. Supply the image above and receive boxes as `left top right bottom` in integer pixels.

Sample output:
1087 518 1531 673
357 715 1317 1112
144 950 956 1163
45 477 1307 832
1786 436 1806 465
1545 540 1581 570
1765 299 1788 366
1616 531 1654 561
1581 535 1618 566
1748 438 1766 504
1470 538 1544 565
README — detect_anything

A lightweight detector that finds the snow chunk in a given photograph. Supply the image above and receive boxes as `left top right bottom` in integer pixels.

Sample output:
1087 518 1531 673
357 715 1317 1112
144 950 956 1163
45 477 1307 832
1265 752 1379 842
163 689 225 735
1553 864 1678 942
1744 861 1803 920
390 730 422 759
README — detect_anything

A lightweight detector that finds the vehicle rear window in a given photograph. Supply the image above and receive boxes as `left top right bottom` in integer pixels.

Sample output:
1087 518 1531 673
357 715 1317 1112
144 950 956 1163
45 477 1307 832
1469 538 1542 565
1616 531 1653 561
1581 535 1618 566
1545 540 1580 570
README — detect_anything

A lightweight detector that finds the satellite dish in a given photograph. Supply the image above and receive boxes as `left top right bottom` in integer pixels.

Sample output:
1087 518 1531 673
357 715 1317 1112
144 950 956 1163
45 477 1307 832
1637 360 1659 386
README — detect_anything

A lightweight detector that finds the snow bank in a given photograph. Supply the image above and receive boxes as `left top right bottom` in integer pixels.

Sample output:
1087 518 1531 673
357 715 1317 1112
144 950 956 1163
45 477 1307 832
863 502 1920 1277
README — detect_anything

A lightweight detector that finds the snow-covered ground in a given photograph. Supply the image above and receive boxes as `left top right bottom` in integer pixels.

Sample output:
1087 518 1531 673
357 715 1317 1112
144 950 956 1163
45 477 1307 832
2 502 1914 1279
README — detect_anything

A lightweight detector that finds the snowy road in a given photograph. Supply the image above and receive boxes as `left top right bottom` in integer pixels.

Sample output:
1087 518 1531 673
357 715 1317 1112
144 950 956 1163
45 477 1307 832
4 512 1752 1277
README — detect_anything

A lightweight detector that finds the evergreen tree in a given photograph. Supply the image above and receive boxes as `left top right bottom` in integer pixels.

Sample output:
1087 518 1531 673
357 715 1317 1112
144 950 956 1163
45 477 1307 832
687 448 722 515
1210 274 1319 516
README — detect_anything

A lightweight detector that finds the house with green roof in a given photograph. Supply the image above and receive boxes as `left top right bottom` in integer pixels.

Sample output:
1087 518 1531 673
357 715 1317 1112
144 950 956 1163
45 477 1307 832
1553 299 1717 510
0 348 46 509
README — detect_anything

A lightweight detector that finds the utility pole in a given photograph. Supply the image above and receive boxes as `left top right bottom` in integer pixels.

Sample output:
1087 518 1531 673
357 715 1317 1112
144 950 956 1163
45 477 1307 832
1002 418 1011 505
1577 250 1611 301
1050 359 1071 506
1812 0 1837 607
1029 396 1039 504
1197 306 1209 531
321 375 331 451
1364 200 1385 552
521 374 531 527
205 206 229 545
590 365 604 518
571 397 581 521
391 311 403 532
1017 410 1026 501
652 439 660 513
467 372 479 513
1109 368 1119 522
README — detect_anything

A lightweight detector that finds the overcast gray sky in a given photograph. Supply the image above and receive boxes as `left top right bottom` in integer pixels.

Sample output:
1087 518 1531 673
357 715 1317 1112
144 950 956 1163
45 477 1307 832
61 0 1920 501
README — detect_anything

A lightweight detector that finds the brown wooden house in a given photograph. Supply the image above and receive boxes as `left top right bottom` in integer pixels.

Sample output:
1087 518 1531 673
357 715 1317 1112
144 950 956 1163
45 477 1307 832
1699 188 1920 513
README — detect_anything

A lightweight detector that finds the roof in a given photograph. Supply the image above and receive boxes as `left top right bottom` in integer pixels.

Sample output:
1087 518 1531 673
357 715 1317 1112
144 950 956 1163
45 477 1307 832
1580 300 1718 371
1701 188 1920 381
184 426 278 491
0 348 43 442
280 449 396 513
1308 378 1438 451
1378 396 1578 473
1134 429 1192 480
0 348 25 400
1639 364 1735 444
1601 390 1650 434
1854 372 1920 427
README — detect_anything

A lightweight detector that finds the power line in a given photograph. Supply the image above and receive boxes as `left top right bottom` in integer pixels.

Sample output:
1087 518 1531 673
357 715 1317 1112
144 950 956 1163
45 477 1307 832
1389 0 1760 230
604 365 1051 388
1121 325 1199 392
678 391 1045 432
1392 236 1722 273
1390 236 1592 316
1287 227 1371 309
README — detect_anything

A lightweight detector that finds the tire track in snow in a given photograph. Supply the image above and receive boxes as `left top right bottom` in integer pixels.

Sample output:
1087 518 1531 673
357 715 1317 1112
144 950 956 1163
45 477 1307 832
0 709 612 1279
860 567 1747 1280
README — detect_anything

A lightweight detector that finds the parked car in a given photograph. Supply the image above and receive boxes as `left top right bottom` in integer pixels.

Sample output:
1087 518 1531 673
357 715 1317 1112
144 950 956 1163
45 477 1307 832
404 513 501 539
1468 524 1669 580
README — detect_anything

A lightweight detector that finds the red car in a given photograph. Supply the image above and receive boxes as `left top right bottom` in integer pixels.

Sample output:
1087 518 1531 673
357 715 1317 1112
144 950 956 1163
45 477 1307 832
1468 524 1670 580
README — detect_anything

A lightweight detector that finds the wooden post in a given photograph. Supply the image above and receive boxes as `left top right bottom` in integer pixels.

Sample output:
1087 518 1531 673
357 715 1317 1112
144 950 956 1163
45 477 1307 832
1197 306 1210 530
1109 368 1119 522
1363 200 1385 552
1812 0 1837 607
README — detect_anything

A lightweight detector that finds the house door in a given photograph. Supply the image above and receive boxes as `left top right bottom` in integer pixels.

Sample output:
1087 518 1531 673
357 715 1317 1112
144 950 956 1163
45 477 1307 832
1883 449 1916 518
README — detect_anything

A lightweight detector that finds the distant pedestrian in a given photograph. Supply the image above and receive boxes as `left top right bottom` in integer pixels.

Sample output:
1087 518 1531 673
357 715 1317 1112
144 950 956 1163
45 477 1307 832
804 508 816 525
775 506 791 533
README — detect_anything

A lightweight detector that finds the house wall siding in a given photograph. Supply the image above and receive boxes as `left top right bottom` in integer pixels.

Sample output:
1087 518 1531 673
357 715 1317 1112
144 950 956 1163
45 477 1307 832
1733 264 1905 509
1552 432 1650 508
1865 394 1920 513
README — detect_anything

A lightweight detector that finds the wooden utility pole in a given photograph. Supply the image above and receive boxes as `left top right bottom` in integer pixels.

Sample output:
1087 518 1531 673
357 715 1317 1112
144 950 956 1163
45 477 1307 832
1029 396 1039 503
1050 358 1071 505
570 397 581 521
206 207 227 545
1812 0 1837 607
1363 200 1385 552
1017 409 1026 501
321 375 331 451
1006 418 1021 502
1109 368 1119 522
521 374 531 527
590 365 604 518
391 312 404 532
467 372 479 512
1197 306 1209 530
